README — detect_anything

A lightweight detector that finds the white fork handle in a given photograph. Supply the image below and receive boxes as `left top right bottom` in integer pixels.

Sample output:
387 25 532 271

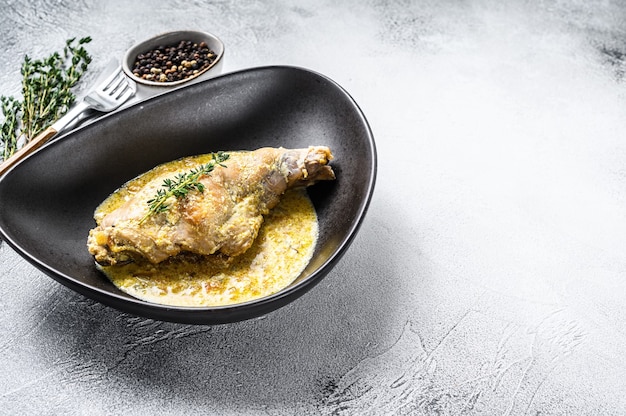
50 100 91 134
0 101 90 176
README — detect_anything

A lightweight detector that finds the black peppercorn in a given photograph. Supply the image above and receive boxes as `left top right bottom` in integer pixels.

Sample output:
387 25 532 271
131 40 217 83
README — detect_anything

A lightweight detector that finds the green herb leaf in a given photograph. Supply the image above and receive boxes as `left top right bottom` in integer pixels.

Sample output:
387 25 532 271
0 37 92 161
139 152 230 224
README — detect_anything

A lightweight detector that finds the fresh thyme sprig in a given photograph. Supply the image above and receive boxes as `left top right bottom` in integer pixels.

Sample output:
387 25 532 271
0 97 19 162
139 152 230 224
0 37 92 161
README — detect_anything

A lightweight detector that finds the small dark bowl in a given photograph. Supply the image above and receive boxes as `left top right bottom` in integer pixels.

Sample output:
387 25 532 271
0 66 377 325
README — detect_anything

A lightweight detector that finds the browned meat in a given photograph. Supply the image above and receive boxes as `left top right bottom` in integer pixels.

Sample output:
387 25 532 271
87 146 335 265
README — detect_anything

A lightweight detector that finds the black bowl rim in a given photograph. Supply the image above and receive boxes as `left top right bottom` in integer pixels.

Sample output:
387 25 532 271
0 65 377 323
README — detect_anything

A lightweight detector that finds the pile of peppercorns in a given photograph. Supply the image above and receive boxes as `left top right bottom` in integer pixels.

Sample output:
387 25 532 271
131 40 217 83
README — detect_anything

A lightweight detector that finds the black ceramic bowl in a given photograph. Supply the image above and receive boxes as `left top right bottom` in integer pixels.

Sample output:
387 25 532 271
0 66 376 325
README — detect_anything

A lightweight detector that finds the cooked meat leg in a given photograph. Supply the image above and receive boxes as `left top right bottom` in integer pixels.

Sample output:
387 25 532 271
87 146 335 265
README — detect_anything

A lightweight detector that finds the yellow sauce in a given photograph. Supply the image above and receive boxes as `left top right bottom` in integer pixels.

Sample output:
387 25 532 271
94 155 319 307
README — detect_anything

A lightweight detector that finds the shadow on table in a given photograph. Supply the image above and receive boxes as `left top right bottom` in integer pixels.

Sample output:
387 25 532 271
31 200 424 412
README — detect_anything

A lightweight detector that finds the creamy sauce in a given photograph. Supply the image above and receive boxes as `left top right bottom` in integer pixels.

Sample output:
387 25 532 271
94 154 319 307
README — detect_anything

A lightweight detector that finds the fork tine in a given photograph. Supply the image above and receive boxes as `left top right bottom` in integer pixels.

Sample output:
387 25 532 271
109 77 124 96
82 66 136 112
104 72 126 96
115 82 134 100
99 67 125 92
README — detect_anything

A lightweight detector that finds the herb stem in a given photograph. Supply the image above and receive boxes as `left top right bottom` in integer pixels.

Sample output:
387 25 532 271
0 37 92 161
139 152 230 224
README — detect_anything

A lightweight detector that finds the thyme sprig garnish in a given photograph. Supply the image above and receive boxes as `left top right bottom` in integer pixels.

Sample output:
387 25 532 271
1 37 92 161
139 152 230 224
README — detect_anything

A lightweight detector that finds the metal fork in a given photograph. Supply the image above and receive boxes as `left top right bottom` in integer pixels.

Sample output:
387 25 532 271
0 64 137 176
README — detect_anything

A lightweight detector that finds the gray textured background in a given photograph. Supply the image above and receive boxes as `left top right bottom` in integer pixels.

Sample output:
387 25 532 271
2 0 626 414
